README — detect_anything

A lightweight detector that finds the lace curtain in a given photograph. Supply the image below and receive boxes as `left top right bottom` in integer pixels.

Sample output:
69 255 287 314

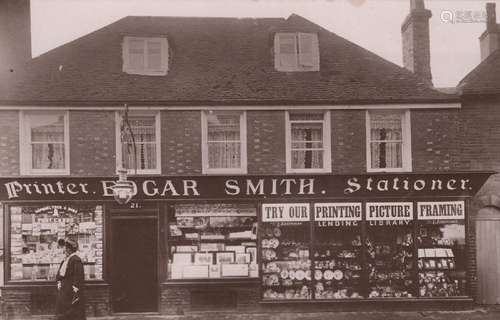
370 113 402 169
207 113 241 169
291 122 323 169
122 117 156 170
30 115 65 170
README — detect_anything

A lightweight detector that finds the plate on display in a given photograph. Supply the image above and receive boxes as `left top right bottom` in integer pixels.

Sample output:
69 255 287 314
323 270 334 280
314 270 323 281
273 227 282 238
295 270 306 281
263 249 277 261
269 238 280 249
332 270 343 281
289 270 296 280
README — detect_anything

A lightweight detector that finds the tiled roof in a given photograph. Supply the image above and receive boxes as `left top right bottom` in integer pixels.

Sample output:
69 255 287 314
0 14 457 105
458 49 500 95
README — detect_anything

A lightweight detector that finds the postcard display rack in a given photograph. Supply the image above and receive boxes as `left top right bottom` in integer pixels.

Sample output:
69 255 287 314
167 203 258 280
260 201 468 301
9 204 104 281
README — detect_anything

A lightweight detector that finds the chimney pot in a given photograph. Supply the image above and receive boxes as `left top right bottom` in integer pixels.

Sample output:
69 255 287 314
487 3 497 32
401 0 433 86
480 2 499 61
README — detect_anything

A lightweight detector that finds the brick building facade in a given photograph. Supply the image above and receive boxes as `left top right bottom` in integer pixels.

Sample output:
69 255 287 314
0 0 497 318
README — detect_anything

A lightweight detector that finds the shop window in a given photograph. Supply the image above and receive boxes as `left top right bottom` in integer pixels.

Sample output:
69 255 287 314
313 203 363 299
365 202 416 298
8 204 104 282
20 111 69 175
274 33 320 72
261 203 312 300
417 201 467 297
201 111 247 174
122 36 169 76
115 112 161 174
366 110 411 172
167 203 257 280
286 111 331 173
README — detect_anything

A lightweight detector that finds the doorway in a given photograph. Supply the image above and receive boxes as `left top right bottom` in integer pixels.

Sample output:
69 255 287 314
111 217 158 312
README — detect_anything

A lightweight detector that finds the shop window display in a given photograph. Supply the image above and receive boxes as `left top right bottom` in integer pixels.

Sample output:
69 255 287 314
9 204 104 282
167 203 258 280
417 201 466 297
313 203 363 299
261 203 312 300
365 202 415 298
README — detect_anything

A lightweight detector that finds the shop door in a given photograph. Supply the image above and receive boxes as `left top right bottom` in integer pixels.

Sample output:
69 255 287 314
476 207 500 304
111 217 158 312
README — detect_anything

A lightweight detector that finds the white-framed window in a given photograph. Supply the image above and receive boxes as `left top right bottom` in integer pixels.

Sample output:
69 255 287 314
115 111 161 174
286 111 331 173
19 111 70 175
366 110 412 172
122 36 169 76
201 111 247 174
274 32 320 72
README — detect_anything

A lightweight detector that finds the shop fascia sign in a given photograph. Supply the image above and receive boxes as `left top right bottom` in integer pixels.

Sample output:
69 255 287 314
262 200 465 225
0 172 494 201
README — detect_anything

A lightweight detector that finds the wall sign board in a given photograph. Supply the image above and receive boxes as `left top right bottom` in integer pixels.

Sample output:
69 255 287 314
0 172 493 201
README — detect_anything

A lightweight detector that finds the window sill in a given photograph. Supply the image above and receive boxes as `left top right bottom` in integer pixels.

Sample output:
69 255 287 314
21 170 70 176
286 168 332 174
367 168 412 173
123 68 167 76
203 169 248 175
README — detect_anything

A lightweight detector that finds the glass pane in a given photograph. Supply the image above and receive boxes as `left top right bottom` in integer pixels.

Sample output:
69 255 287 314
30 114 64 143
128 39 145 69
279 34 296 54
291 123 323 143
127 117 156 142
167 204 258 280
366 221 416 298
261 211 312 300
370 142 402 169
32 143 65 169
313 203 363 299
208 142 241 169
122 142 157 170
292 150 323 169
147 41 162 70
207 113 240 141
370 112 402 141
206 112 241 169
9 205 104 281
417 221 466 297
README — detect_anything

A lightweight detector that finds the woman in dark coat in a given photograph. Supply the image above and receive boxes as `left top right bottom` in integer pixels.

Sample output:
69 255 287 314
55 238 86 320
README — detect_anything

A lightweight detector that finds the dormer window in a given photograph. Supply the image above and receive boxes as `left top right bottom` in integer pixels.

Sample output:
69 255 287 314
274 32 319 72
122 36 168 76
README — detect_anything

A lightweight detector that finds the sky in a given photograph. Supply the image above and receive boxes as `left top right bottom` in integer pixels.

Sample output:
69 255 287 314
30 0 500 88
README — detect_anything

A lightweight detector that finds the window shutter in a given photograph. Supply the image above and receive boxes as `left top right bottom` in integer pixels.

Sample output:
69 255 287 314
146 40 162 70
298 33 316 67
128 38 145 70
275 33 298 69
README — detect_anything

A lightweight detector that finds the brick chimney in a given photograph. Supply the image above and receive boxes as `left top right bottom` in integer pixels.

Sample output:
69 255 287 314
0 0 32 75
401 0 433 86
479 3 499 61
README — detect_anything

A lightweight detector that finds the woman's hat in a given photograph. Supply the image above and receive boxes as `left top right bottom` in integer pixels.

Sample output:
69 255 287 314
64 238 79 251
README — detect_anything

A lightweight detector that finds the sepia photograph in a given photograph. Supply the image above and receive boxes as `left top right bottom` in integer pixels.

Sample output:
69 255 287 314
1 0 500 319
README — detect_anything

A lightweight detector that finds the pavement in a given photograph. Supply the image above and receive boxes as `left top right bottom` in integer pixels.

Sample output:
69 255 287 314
16 307 500 320
2 305 499 320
